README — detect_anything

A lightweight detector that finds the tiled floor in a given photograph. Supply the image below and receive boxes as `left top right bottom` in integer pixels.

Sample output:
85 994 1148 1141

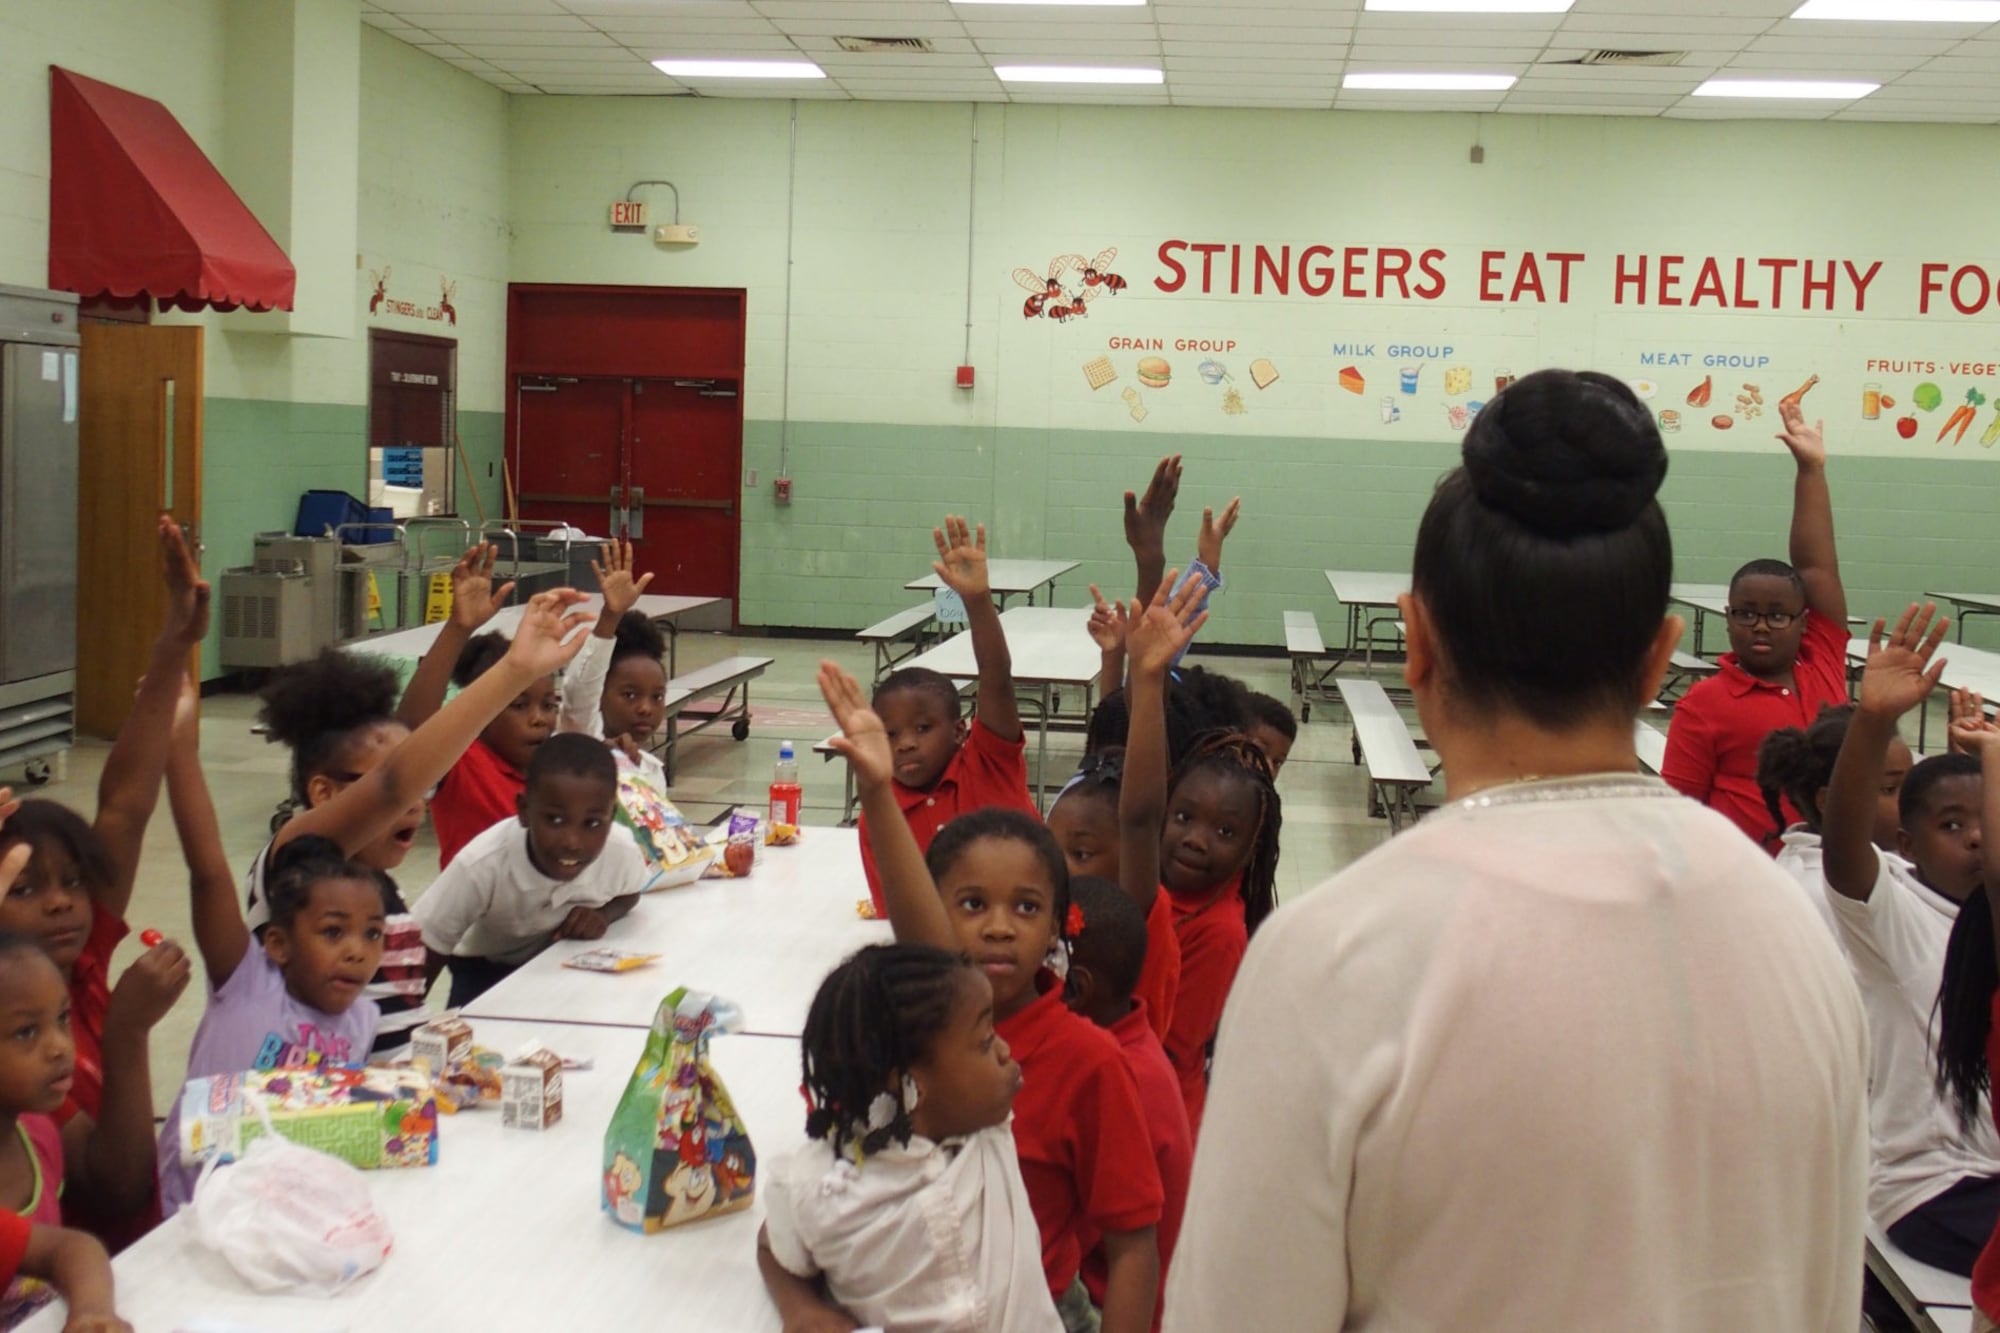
10 630 1398 1113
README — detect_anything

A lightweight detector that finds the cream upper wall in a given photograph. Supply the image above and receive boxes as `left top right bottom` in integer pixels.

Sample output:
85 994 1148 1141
0 7 507 412
509 99 2000 461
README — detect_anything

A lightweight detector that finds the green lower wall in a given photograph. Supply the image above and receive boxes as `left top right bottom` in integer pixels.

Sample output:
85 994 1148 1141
197 400 1998 679
199 399 505 679
742 419 2000 654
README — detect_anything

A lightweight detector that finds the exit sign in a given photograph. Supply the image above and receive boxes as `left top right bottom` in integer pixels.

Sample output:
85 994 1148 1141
609 201 648 229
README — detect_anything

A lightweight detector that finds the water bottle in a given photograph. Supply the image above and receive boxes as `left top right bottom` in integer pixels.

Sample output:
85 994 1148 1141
768 740 802 831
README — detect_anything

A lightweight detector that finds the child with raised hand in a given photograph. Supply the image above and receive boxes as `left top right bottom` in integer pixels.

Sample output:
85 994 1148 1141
757 942 1058 1333
855 516 1037 915
1821 605 2000 1277
1066 877 1192 1330
156 835 388 1216
1664 403 1852 847
231 587 597 1058
1159 726 1281 1139
1757 703 1911 935
413 733 650 1008
0 518 200 1242
821 662 1163 1333
413 543 650 867
0 931 131 1330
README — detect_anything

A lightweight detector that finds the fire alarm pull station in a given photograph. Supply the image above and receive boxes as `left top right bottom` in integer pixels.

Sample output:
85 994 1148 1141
773 476 793 505
956 365 974 390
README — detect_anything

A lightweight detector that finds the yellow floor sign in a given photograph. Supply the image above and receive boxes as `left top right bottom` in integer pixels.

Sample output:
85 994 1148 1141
424 573 454 624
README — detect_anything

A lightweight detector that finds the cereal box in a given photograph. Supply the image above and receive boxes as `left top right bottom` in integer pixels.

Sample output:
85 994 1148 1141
178 1066 439 1173
602 989 756 1233
501 1047 564 1131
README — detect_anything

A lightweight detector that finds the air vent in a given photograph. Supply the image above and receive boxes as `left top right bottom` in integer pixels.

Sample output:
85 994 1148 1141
1551 49 1688 67
833 35 934 53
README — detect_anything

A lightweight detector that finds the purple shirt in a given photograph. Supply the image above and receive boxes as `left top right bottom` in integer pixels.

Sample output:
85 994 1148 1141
156 950 379 1216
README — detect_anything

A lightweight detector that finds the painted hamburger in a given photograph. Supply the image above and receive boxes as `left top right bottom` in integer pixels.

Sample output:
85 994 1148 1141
1136 356 1171 389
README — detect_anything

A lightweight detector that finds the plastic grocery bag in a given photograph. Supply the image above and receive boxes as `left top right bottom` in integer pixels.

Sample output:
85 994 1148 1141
187 1101 394 1296
602 987 756 1233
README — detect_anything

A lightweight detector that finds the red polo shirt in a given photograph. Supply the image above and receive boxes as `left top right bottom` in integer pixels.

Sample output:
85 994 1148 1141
998 978 1165 1300
857 719 1038 913
1081 999 1192 1329
1133 893 1180 1043
431 739 525 869
1166 878 1247 1141
1662 609 1851 849
59 903 124 1127
1974 991 2000 1320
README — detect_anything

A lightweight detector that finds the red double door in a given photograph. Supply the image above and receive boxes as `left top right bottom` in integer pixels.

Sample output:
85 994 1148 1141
506 285 745 620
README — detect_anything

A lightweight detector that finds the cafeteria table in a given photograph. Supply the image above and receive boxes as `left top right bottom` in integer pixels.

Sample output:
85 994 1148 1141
1929 591 2000 644
462 827 890 1037
906 557 1080 609
1323 570 1409 675
348 592 722 679
900 605 1100 810
1668 583 1731 658
1847 639 2000 752
23 1020 805 1333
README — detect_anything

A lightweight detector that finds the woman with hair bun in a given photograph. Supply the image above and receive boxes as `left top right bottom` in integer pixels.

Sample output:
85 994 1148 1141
1164 371 1869 1332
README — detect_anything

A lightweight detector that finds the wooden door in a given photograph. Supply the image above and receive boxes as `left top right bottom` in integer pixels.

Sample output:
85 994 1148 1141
629 377 740 603
76 324 202 737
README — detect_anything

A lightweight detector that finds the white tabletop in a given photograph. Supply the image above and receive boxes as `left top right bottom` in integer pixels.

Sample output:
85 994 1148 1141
1668 583 1731 615
20 1020 805 1333
462 826 890 1037
1930 591 2000 614
1323 570 1409 607
902 605 1101 687
1850 639 2000 702
347 593 722 660
905 558 1079 595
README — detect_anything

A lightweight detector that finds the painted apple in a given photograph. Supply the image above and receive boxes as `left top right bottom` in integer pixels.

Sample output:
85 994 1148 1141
1896 416 1919 439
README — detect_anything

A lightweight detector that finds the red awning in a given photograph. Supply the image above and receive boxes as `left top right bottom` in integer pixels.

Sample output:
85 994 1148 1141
48 67 295 314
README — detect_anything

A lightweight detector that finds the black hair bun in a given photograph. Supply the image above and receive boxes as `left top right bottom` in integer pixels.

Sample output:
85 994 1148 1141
1460 369 1667 539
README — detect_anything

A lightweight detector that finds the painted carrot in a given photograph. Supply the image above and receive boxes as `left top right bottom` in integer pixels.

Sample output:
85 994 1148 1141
1939 405 1974 443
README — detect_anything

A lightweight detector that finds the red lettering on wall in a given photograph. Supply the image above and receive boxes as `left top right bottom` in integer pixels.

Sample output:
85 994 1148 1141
1689 257 1726 309
1414 248 1447 300
1300 245 1336 297
1656 254 1684 308
1377 247 1412 299
1253 245 1289 296
1614 253 1647 305
1342 246 1367 300
1478 250 1506 303
1154 240 1187 293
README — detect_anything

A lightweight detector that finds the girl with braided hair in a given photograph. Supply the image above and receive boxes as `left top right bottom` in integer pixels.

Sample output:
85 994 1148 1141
1158 730 1280 1139
757 942 1057 1333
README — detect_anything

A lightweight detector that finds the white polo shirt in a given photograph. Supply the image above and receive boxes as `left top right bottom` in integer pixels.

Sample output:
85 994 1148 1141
763 1123 1061 1333
411 816 653 966
1825 852 2000 1229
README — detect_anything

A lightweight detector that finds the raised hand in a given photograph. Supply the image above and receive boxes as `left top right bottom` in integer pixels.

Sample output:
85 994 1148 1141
170 674 200 746
1948 688 2000 755
930 515 990 601
156 516 210 649
1857 603 1950 721
816 661 893 792
1126 569 1210 679
1775 402 1827 471
106 938 193 1033
503 590 596 677
449 544 516 631
1197 496 1241 574
1123 454 1182 557
1087 583 1129 655
591 537 655 619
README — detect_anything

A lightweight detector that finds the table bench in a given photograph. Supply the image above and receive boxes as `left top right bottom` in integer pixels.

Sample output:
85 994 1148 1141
813 735 858 825
1284 611 1340 722
657 655 772 784
1336 677 1433 831
1633 718 1670 775
1658 650 1719 703
1866 1220 1973 1333
859 603 937 680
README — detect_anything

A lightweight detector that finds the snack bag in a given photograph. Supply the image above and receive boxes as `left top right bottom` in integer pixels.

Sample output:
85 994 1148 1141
616 773 715 888
601 988 756 1233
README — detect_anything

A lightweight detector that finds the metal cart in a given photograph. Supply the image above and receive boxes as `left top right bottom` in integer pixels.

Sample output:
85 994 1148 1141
329 517 472 632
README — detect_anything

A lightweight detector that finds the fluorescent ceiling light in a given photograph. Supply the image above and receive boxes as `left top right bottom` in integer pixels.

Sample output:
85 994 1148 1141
1365 0 1572 11
1792 0 2000 20
957 0 1145 5
1692 77 1879 99
1343 72 1518 91
994 65 1164 84
652 59 825 79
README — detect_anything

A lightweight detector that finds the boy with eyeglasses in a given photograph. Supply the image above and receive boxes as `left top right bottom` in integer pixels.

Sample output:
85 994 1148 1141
1663 402 1852 848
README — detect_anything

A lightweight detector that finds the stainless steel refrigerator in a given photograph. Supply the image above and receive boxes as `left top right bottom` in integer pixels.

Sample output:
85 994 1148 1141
0 285 78 783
